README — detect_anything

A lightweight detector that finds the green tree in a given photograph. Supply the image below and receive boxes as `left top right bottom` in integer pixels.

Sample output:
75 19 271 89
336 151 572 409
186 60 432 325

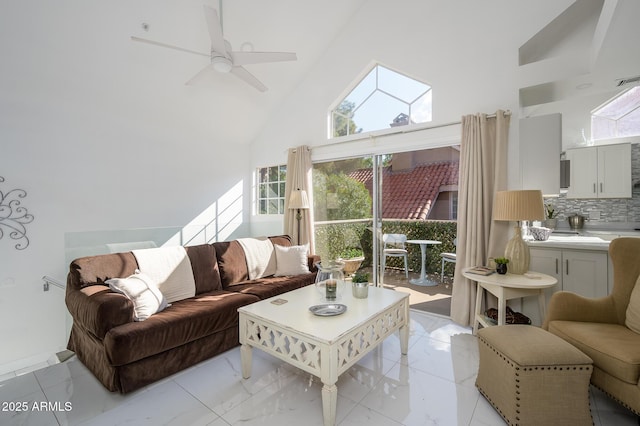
361 154 392 168
333 100 361 137
313 171 371 221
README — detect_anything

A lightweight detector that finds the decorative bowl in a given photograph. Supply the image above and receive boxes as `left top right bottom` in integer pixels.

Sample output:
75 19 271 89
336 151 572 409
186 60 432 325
529 226 552 241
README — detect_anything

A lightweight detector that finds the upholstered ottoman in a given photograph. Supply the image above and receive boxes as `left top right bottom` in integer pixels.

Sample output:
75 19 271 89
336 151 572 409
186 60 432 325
476 325 593 426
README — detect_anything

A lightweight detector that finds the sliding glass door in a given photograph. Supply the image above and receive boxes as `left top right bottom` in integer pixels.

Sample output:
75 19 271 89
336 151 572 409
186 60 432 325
312 157 374 277
312 147 459 298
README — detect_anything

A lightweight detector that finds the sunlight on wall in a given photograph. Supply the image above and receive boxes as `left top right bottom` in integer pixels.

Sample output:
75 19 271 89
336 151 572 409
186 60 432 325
166 179 244 246
64 180 245 263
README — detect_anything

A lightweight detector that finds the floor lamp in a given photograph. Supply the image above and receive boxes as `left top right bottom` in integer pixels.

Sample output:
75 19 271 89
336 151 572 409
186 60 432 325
288 189 310 245
493 190 545 275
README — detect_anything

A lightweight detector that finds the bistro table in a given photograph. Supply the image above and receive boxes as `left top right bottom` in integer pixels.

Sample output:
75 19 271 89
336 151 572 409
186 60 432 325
406 239 442 286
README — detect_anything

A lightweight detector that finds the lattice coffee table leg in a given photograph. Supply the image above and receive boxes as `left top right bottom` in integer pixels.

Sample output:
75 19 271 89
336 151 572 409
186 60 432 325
399 324 409 355
321 383 337 426
399 300 410 354
241 344 253 379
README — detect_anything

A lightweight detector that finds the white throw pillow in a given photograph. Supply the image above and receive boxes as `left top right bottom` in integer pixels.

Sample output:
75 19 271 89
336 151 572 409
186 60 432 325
132 246 196 303
237 237 277 279
274 244 310 276
625 275 640 334
107 272 168 321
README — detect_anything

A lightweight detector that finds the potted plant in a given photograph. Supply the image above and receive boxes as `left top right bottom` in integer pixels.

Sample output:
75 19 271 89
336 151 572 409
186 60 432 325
338 247 365 276
494 257 509 275
351 269 369 299
544 204 557 229
351 270 369 284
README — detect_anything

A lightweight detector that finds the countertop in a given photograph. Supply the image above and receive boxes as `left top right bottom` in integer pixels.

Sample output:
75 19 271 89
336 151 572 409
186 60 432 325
527 229 640 251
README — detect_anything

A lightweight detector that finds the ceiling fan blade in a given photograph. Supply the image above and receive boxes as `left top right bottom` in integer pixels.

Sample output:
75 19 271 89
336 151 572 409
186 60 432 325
203 6 228 55
185 64 214 86
131 36 209 57
231 51 297 66
231 66 268 92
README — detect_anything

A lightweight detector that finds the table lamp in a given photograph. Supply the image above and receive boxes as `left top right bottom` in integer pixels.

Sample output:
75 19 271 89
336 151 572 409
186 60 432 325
493 190 545 274
288 189 310 245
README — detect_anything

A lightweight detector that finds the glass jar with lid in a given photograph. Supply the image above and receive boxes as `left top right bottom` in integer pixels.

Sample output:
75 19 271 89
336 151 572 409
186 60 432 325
314 260 346 301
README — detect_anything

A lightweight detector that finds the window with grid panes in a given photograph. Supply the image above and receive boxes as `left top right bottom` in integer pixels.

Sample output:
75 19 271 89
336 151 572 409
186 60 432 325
257 165 287 214
330 63 432 138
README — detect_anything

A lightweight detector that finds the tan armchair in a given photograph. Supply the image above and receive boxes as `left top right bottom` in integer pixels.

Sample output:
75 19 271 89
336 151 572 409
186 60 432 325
543 237 640 415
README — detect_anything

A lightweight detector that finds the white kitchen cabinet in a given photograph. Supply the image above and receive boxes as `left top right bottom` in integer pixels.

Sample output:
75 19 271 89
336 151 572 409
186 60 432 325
566 143 631 199
522 247 609 325
520 113 561 196
561 250 609 297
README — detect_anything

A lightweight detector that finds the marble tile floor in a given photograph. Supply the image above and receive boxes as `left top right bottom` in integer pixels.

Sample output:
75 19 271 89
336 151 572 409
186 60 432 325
0 310 636 426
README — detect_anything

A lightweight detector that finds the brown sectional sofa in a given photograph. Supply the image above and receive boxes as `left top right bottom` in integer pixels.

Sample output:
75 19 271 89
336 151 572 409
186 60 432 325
65 235 318 393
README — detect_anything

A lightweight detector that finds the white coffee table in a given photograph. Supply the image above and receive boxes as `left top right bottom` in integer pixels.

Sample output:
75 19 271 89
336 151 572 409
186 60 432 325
238 284 410 426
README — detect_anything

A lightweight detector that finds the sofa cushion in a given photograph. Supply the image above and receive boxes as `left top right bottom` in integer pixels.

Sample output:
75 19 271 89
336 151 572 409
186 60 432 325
214 236 294 287
274 244 310 276
213 240 249 286
268 235 292 248
625 275 640 334
132 246 196 303
548 320 640 384
185 244 222 293
237 237 277 279
228 273 316 300
104 290 259 366
106 272 168 321
68 252 139 290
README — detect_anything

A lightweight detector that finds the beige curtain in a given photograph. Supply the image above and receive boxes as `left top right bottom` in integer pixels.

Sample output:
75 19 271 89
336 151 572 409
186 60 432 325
450 111 510 326
283 145 315 253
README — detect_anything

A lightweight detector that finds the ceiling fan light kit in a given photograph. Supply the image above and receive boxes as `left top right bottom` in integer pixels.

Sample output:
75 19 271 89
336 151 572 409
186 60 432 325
131 3 297 91
212 56 233 73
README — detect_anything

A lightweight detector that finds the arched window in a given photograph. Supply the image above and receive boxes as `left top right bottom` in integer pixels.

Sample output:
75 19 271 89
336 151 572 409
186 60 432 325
330 64 432 138
591 86 640 140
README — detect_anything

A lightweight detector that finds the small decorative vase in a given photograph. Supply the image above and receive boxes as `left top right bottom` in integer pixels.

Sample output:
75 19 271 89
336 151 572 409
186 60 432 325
315 261 346 301
496 263 508 275
544 218 558 229
352 282 369 299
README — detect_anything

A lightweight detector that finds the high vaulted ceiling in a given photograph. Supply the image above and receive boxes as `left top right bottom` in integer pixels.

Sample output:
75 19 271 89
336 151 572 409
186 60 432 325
126 0 639 144
3 0 638 149
126 0 368 144
519 0 640 109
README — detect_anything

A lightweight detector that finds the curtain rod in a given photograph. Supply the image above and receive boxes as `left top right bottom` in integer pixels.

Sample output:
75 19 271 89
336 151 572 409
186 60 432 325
486 110 512 119
307 110 511 150
291 146 311 153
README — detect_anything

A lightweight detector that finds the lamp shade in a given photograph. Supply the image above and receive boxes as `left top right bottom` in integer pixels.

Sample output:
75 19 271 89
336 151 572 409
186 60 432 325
289 189 310 210
493 190 545 222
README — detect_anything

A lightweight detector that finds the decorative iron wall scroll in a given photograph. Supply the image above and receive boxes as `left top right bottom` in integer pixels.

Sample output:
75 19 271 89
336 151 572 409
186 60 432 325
0 176 34 250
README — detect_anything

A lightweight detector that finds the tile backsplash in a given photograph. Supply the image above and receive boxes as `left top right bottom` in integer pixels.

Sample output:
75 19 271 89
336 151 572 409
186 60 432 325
544 143 640 225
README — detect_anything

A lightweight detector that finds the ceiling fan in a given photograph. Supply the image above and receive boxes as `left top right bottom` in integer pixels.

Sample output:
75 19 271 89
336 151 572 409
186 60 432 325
131 4 297 92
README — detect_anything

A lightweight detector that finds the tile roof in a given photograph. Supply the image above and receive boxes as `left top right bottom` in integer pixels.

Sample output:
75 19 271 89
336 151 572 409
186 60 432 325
349 162 459 220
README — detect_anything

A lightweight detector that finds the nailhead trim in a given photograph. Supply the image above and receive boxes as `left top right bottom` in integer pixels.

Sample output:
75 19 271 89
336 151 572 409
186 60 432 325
592 384 640 416
478 334 594 426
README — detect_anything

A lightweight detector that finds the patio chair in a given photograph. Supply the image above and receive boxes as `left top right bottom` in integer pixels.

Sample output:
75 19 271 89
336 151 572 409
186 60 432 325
382 233 409 279
440 238 457 282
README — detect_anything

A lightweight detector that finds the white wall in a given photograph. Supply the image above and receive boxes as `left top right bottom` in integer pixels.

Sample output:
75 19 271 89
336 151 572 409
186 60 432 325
0 1 251 370
247 0 573 236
